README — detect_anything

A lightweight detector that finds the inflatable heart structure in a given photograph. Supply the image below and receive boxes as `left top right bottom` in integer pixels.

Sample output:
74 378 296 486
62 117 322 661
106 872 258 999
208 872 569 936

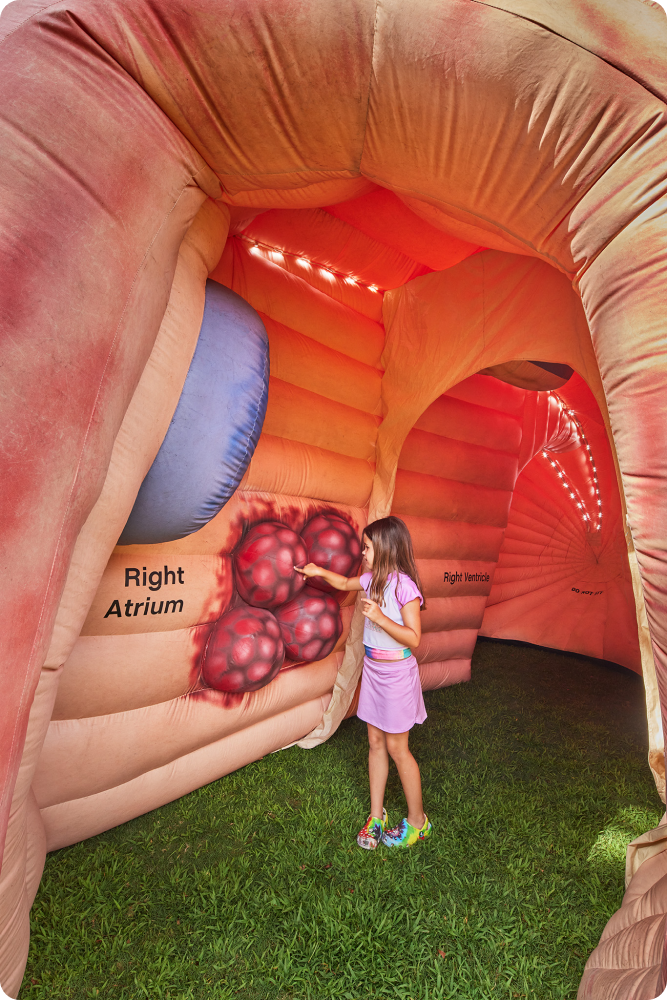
301 513 362 594
275 587 343 662
201 603 284 694
234 521 307 608
202 514 358 692
4 1 667 994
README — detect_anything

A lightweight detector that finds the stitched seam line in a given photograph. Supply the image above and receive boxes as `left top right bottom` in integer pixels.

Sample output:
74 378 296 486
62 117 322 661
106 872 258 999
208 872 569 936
0 0 61 44
358 0 380 176
468 0 667 109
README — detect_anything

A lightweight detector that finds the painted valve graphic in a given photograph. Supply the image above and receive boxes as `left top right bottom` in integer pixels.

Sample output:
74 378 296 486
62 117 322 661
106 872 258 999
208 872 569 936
202 603 284 693
204 512 358 695
301 512 362 594
234 521 307 609
275 587 343 662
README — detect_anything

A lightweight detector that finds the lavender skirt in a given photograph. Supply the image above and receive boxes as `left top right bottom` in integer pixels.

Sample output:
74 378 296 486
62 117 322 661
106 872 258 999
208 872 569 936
357 653 427 733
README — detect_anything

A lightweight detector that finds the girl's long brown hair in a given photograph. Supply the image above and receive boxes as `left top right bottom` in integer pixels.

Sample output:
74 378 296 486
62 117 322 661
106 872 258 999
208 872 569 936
363 516 426 610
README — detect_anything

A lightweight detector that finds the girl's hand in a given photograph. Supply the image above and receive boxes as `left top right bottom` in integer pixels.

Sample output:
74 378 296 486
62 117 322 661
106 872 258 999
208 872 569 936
294 566 362 592
295 561 322 578
361 598 384 624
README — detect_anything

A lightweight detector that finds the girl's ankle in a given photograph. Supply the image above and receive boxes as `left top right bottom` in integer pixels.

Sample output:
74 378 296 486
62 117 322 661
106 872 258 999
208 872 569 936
407 813 426 829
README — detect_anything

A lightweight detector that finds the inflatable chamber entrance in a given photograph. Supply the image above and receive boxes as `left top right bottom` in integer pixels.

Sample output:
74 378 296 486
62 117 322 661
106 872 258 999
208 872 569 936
1 0 667 995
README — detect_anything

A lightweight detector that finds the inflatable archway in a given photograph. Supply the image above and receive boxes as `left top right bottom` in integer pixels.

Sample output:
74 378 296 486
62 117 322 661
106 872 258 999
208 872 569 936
2 0 667 995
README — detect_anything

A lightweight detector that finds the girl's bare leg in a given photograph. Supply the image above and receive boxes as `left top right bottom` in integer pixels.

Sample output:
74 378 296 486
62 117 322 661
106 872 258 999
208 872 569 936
367 723 388 819
386 731 425 829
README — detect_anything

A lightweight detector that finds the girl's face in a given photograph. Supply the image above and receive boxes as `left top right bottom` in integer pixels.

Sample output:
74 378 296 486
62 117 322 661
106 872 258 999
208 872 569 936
362 535 374 570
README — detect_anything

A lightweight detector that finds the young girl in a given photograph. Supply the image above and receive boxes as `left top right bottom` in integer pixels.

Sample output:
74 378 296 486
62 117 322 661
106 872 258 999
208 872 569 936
298 515 432 850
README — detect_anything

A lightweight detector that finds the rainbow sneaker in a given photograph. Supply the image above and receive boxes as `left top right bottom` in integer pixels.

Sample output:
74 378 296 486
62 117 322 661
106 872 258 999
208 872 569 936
382 815 432 848
357 808 388 850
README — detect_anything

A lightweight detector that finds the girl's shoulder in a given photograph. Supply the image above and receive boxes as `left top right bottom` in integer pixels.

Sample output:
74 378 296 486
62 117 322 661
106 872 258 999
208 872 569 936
362 571 423 607
393 572 423 607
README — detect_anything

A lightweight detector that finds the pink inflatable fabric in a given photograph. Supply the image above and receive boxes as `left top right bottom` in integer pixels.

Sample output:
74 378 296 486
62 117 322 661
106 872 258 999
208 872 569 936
2 1 667 996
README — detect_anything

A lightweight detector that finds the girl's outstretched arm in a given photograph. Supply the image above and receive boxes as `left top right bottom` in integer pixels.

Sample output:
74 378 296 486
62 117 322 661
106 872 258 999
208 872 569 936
296 563 364 592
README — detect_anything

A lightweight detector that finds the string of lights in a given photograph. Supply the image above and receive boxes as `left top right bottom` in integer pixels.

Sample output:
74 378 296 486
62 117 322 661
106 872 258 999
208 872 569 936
237 234 381 293
236 239 600 530
541 393 602 532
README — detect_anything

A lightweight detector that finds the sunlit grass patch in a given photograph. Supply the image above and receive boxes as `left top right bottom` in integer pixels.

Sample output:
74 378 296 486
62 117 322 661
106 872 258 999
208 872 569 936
586 805 658 879
23 641 661 1000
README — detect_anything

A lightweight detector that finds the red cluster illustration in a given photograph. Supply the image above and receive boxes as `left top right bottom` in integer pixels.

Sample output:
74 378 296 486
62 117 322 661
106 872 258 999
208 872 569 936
201 604 284 693
300 513 362 594
275 587 342 662
202 512 361 695
234 521 307 608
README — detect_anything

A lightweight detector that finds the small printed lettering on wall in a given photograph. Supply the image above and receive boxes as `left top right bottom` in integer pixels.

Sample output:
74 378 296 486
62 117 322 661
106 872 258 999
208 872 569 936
104 565 185 618
443 571 490 584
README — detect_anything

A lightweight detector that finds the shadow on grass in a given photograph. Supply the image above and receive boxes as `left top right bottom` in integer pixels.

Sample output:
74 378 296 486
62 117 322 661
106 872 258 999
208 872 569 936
22 640 662 1000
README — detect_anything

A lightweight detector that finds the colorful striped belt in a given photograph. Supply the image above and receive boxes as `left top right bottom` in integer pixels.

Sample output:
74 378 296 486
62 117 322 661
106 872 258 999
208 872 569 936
364 645 411 662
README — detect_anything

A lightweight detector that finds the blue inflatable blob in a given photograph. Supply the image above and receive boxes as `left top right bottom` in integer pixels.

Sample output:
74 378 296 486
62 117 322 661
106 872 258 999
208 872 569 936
119 281 269 545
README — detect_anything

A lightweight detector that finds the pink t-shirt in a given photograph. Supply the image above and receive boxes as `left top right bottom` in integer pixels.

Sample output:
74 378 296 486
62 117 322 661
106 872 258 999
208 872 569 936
359 571 423 650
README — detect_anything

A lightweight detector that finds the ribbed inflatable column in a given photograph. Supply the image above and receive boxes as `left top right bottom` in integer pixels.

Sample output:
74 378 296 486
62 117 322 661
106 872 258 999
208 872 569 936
579 201 667 745
0 200 229 998
0 0 221 884
577 204 667 998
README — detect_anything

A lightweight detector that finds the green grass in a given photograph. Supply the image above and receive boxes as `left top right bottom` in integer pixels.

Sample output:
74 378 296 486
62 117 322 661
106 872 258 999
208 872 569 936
22 640 662 1000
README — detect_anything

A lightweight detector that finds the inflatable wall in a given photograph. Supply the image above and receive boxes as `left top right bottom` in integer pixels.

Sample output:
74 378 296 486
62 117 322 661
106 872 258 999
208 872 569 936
1 0 667 995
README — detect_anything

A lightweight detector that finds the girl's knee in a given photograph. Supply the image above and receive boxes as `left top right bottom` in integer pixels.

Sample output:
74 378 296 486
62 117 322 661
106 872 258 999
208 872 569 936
386 737 412 763
388 749 412 768
386 731 408 750
368 730 386 752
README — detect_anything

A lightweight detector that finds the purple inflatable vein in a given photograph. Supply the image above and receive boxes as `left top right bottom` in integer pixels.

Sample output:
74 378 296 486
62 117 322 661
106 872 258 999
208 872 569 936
119 281 269 544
